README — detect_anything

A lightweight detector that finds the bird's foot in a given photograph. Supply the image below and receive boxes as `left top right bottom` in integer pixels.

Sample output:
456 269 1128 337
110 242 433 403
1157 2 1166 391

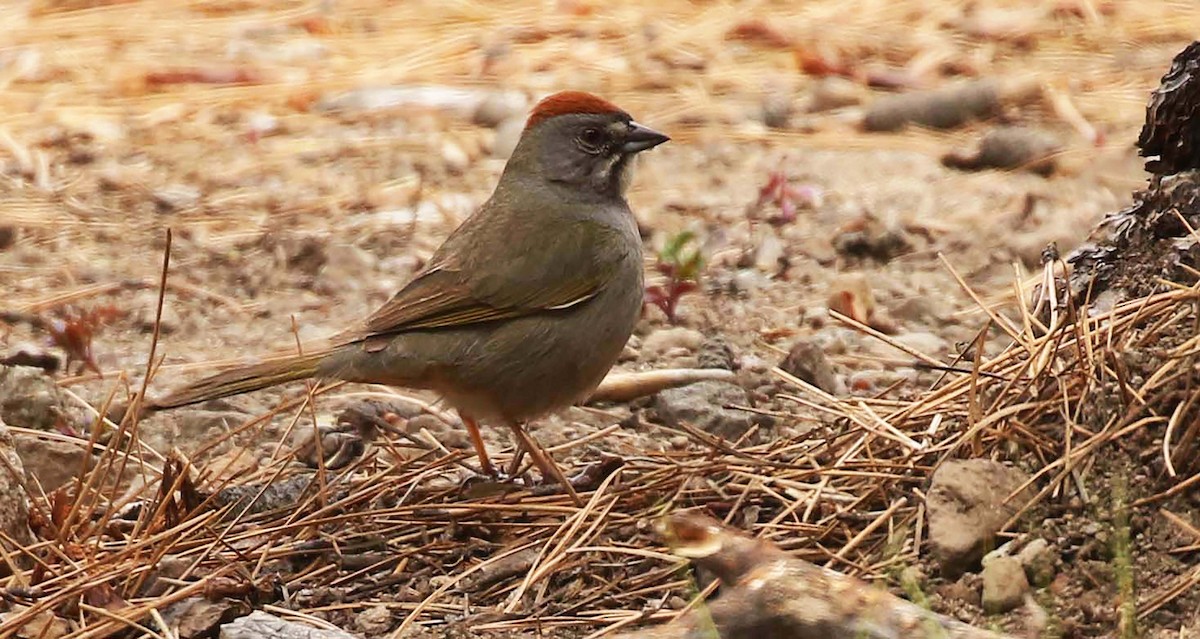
459 467 533 499
529 453 624 497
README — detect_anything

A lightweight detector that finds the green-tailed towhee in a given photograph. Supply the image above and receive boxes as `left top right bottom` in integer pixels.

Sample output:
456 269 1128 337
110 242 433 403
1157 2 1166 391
150 91 669 499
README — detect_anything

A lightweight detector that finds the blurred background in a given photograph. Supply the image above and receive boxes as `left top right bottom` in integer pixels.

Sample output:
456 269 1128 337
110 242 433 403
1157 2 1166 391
4 0 1198 380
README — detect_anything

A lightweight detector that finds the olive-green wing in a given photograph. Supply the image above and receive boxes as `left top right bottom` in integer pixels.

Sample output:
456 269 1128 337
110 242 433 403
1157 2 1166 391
351 219 628 339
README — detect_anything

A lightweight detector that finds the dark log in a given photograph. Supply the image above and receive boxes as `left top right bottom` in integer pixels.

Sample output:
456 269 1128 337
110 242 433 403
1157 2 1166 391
1139 42 1200 175
1068 42 1200 303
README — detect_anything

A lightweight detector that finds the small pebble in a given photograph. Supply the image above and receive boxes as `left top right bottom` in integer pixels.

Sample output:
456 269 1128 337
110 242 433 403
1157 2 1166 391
642 327 704 360
982 556 1030 614
491 116 525 159
0 226 15 250
153 184 201 213
472 91 528 128
760 92 794 129
807 77 865 112
779 338 844 395
440 140 470 174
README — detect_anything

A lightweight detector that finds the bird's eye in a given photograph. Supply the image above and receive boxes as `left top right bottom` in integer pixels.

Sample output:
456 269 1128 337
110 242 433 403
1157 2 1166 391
577 127 604 151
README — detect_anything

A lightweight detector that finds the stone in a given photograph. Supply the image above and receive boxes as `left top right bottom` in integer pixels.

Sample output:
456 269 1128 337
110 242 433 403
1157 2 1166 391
807 77 865 112
754 233 786 273
162 597 248 639
355 605 394 635
131 290 182 334
440 139 470 174
759 92 794 129
869 331 949 359
0 225 16 250
0 417 32 546
153 183 202 213
406 414 468 449
13 433 87 492
892 295 948 323
1017 538 1056 586
942 126 1061 176
936 577 982 608
220 611 357 639
926 459 1032 577
642 327 705 361
0 343 60 373
471 90 528 128
981 556 1030 614
316 243 378 293
832 215 912 263
0 365 85 432
176 409 250 442
0 606 69 639
698 336 737 370
779 338 843 395
653 381 753 439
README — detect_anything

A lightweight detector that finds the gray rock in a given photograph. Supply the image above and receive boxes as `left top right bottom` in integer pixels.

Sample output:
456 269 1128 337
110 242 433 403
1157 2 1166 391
153 183 201 213
807 77 865 112
13 433 87 492
754 233 786 272
1017 538 1056 586
653 381 752 439
406 413 468 449
869 331 949 359
942 126 1062 176
440 139 470 174
0 365 84 432
176 409 250 440
0 417 32 546
131 290 182 334
316 243 378 293
779 339 844 395
936 576 982 608
892 295 949 323
0 605 69 639
926 459 1032 577
0 225 16 250
162 597 248 639
642 327 705 362
698 336 737 370
355 605 394 635
220 611 357 639
138 408 254 457
981 556 1029 614
471 91 528 128
759 92 794 129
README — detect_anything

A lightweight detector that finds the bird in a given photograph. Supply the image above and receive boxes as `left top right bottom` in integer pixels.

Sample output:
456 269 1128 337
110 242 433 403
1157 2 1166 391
148 91 669 503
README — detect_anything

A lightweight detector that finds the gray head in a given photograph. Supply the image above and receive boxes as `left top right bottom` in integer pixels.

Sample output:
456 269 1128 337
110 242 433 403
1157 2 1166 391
505 91 670 200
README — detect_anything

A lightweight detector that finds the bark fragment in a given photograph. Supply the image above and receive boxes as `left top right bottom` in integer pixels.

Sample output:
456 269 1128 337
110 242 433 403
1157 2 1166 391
614 512 1019 639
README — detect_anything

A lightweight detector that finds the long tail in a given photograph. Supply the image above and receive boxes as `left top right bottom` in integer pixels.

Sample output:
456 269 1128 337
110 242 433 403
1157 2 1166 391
148 350 329 411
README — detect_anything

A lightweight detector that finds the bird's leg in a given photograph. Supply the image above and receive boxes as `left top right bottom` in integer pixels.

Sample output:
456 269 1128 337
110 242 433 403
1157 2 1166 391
461 413 497 477
507 422 582 506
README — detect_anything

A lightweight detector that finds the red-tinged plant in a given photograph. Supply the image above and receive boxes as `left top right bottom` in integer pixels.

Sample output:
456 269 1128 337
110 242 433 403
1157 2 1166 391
753 169 822 225
644 230 703 324
45 305 123 376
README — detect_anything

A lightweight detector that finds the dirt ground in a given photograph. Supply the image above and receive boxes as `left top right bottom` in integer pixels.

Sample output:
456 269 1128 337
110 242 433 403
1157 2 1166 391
3 1 1200 637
